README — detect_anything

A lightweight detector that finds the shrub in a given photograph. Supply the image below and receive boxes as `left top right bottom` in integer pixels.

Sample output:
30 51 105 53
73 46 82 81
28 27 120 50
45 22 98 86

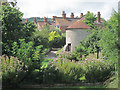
49 31 65 48
1 55 28 87
52 58 85 83
59 52 76 61
12 39 46 70
41 60 59 84
84 57 115 83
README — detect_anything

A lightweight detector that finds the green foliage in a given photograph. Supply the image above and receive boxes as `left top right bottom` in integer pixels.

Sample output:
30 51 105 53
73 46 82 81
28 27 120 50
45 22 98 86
105 75 118 88
49 31 61 41
1 5 23 54
1 5 36 55
83 11 97 28
33 24 65 48
74 28 101 60
1 55 28 87
42 64 59 84
32 24 51 48
22 22 37 42
98 10 119 62
74 43 89 61
49 31 64 48
52 57 85 83
59 52 76 61
84 57 114 83
56 55 114 83
11 39 46 70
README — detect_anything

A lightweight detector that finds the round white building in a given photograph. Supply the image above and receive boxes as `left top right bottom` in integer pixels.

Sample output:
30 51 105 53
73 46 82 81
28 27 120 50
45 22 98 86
65 20 91 52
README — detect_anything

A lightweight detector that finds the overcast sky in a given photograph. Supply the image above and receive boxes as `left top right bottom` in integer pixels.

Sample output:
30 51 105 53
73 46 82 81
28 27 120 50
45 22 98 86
11 0 119 20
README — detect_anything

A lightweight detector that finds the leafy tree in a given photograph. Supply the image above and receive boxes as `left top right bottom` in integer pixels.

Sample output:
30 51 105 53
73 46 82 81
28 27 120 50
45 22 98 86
98 10 119 62
32 24 51 48
33 24 65 48
83 11 97 28
1 5 36 55
49 31 62 48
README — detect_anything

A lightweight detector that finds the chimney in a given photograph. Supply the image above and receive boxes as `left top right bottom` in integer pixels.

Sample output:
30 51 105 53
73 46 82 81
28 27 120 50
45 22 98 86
26 19 28 23
52 16 56 21
62 11 66 19
97 12 101 22
80 13 83 17
70 12 74 18
44 17 47 22
34 17 37 23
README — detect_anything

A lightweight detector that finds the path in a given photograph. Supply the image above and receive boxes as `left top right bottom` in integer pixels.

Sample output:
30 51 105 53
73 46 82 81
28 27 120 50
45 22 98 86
45 51 58 59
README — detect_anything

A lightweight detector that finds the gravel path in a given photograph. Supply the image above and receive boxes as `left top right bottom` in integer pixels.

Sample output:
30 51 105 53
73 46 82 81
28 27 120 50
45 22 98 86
45 51 58 60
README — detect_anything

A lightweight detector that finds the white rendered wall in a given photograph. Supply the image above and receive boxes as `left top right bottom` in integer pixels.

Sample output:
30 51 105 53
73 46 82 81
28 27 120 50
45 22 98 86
66 29 91 52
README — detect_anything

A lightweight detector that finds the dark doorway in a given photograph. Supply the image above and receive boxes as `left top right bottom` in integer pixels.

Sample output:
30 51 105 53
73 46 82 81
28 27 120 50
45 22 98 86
67 43 71 51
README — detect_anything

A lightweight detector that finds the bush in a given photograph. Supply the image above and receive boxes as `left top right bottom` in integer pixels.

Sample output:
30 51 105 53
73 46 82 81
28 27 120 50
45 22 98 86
59 52 76 61
12 39 46 70
1 55 28 87
40 60 59 84
49 31 65 48
83 56 115 83
52 58 85 83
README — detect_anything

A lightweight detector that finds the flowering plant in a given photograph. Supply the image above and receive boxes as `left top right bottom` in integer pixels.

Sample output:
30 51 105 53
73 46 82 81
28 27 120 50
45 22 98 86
1 55 28 86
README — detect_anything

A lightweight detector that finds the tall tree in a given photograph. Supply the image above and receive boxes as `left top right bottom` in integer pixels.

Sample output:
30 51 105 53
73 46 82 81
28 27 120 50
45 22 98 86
1 4 36 55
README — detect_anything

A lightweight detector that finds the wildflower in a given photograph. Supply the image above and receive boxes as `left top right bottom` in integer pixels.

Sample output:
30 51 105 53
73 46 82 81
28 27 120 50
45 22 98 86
85 58 87 60
14 61 16 63
14 64 17 66
84 61 86 64
52 64 55 66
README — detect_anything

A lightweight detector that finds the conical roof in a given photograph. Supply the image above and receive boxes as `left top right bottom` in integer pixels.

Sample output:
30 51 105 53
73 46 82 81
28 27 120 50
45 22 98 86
67 20 91 29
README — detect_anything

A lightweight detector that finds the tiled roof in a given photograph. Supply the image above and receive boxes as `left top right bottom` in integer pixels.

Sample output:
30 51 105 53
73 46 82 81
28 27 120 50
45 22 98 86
67 20 91 29
56 19 77 27
37 21 56 30
37 22 45 29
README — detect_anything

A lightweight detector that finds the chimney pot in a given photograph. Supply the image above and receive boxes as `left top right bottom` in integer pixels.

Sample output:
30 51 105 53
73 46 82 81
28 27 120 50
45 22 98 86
26 19 28 22
62 11 66 19
52 16 56 21
97 12 101 22
70 12 74 18
34 17 37 23
80 13 83 17
62 11 65 14
44 17 47 22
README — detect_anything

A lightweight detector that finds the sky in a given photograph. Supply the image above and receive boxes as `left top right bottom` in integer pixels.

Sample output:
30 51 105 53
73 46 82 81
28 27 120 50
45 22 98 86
9 0 119 20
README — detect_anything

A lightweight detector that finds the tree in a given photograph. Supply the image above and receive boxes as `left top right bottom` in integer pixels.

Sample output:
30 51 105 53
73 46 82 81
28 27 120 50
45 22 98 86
98 10 119 62
32 24 51 48
48 31 62 48
75 11 101 59
83 11 97 28
1 5 36 55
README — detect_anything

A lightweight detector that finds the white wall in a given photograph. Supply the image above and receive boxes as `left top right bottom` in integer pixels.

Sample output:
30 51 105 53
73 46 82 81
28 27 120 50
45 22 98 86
66 29 91 52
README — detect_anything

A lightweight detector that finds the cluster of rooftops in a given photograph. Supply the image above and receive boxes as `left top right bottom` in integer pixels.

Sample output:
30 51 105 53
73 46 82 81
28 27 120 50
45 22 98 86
25 11 103 33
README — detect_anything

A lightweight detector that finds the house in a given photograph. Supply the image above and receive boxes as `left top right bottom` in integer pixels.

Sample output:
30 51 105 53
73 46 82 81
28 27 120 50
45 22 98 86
63 11 103 52
54 11 84 33
24 11 103 52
